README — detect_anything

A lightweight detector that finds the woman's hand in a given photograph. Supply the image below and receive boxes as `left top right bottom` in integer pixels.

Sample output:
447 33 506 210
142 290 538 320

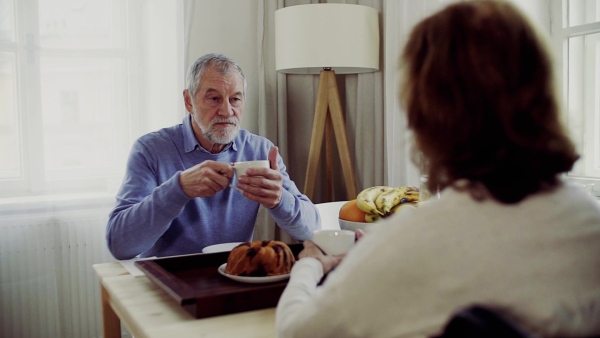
355 229 366 241
299 230 366 274
298 240 343 275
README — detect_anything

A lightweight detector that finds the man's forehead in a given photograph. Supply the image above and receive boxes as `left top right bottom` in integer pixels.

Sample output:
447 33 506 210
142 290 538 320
199 71 244 93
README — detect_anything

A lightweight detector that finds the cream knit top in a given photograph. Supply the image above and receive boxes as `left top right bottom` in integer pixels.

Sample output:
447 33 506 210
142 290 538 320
276 181 600 337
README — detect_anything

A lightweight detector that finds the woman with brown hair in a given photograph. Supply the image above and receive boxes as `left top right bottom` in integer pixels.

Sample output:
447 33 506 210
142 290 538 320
276 1 600 337
402 0 578 204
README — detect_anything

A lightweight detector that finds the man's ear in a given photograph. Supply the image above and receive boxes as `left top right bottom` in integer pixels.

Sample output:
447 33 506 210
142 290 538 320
183 89 193 113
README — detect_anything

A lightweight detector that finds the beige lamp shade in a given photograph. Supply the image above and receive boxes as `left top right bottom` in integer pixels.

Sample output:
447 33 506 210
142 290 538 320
275 3 379 75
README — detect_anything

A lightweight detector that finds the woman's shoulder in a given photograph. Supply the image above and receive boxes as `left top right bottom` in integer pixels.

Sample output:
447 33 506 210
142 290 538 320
548 181 600 215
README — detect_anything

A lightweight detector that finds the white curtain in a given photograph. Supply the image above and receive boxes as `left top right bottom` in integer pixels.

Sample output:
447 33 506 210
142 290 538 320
0 1 186 337
383 0 452 188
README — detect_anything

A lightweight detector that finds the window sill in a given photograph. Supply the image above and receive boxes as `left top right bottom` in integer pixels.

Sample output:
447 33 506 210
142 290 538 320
0 192 115 217
563 175 600 199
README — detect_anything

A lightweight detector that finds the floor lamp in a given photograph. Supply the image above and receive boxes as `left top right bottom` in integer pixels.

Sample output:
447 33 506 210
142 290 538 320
275 3 379 201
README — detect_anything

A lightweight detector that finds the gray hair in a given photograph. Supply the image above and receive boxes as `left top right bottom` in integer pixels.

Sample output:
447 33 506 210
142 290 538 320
186 53 247 97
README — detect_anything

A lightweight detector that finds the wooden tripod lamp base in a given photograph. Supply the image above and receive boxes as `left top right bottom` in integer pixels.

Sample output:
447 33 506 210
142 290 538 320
303 69 358 201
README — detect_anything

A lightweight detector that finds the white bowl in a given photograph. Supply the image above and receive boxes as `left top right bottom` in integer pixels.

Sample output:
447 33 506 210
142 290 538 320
338 219 381 232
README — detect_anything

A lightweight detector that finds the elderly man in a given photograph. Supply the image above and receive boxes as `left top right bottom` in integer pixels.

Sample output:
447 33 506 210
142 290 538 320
106 53 320 259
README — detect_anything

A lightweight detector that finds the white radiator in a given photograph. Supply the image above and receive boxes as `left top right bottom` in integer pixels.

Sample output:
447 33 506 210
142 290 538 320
0 207 120 338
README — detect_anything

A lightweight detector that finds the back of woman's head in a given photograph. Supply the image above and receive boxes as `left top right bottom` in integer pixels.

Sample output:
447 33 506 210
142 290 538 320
401 0 579 203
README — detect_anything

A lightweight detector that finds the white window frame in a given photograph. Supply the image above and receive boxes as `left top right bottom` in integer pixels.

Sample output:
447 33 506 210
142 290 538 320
550 0 600 195
0 0 146 198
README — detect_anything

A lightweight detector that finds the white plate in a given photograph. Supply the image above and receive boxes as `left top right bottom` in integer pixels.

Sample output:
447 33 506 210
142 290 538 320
202 242 244 253
217 263 290 284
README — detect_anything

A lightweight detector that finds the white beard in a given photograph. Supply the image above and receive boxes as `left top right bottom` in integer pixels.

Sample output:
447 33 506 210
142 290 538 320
194 110 239 145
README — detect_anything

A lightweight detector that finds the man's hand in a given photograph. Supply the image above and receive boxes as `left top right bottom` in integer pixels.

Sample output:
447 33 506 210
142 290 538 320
236 146 283 209
299 240 343 275
179 160 234 198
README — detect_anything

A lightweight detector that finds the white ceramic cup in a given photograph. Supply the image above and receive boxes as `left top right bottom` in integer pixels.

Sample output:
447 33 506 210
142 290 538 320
232 160 269 177
312 229 355 255
230 160 269 191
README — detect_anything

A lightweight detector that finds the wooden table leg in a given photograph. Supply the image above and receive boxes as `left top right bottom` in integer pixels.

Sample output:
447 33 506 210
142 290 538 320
101 282 121 338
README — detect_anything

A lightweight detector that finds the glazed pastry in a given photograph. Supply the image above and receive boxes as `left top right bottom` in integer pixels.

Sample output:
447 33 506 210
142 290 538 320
225 240 295 277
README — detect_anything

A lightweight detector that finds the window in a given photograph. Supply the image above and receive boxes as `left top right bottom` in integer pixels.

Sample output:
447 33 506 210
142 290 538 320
551 0 600 187
0 0 183 198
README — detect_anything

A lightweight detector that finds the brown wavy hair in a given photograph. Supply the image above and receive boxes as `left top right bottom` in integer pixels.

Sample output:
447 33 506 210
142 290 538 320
400 0 579 203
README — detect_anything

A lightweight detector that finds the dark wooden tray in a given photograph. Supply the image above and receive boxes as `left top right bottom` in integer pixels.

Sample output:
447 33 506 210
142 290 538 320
135 243 303 319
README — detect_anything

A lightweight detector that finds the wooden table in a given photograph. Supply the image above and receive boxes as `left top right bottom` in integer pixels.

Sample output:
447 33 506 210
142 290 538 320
93 262 277 338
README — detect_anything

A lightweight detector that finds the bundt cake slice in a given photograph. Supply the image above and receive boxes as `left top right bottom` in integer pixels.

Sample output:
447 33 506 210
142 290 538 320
225 240 295 277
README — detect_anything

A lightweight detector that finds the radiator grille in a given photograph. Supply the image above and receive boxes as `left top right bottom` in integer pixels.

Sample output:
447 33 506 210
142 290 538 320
0 208 117 338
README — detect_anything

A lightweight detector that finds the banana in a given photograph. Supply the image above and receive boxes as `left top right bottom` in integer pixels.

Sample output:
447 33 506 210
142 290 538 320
373 186 420 215
356 186 394 215
375 187 405 214
398 186 420 203
358 185 421 220
365 213 381 223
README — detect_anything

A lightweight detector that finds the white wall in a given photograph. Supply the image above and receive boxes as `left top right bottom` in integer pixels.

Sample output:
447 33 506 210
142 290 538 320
186 0 260 133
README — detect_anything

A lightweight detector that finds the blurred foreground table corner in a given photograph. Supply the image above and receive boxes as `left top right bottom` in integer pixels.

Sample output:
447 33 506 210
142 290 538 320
92 262 278 338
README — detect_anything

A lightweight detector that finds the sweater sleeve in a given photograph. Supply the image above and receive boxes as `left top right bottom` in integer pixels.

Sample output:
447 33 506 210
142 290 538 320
276 258 325 337
268 155 321 240
276 256 366 338
106 140 192 259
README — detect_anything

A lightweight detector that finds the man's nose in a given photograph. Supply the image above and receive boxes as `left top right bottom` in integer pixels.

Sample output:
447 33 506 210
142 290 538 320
218 99 234 116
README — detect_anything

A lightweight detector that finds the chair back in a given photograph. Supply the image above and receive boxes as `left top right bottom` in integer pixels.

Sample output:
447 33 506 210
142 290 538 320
315 201 347 230
432 305 538 338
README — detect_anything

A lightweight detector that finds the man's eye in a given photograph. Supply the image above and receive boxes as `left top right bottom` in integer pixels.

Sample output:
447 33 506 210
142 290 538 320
210 97 219 101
